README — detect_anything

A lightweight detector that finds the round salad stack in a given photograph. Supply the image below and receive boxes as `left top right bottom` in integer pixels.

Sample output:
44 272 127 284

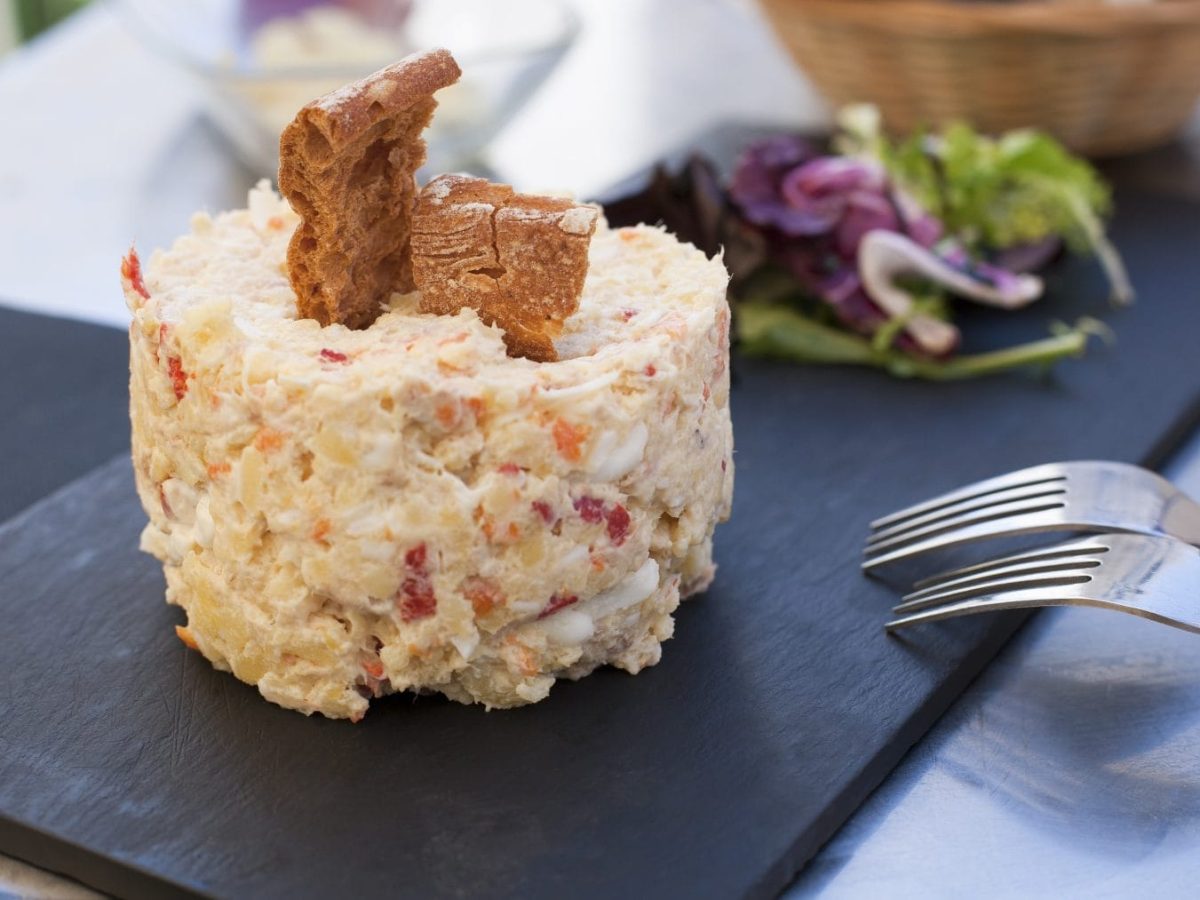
123 183 733 720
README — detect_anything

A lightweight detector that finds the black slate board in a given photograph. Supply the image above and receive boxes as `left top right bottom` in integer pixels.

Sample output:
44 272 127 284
2 187 1200 900
0 307 130 522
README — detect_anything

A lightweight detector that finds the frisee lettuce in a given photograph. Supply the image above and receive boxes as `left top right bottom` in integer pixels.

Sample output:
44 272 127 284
836 105 1133 305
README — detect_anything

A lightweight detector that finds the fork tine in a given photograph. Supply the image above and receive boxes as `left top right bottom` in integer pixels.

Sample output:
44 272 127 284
862 509 1100 572
889 532 1200 635
867 482 1067 547
863 496 1067 560
886 588 1200 634
902 545 1108 604
910 542 1111 590
894 569 1096 614
885 585 1087 631
869 463 1066 530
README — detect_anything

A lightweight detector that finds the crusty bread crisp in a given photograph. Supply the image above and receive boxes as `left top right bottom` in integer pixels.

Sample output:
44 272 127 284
412 174 599 361
279 49 461 328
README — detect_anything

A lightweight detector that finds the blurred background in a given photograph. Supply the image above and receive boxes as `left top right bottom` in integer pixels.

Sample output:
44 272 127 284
0 0 825 329
3 0 1200 331
3 0 89 45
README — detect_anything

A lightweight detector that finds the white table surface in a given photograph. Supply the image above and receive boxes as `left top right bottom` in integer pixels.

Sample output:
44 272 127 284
2 2 1199 897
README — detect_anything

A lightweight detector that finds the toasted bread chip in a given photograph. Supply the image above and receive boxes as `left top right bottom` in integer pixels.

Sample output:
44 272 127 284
279 49 462 328
412 174 599 362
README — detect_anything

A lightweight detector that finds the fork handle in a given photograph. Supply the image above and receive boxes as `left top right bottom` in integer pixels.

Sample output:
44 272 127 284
1161 495 1200 547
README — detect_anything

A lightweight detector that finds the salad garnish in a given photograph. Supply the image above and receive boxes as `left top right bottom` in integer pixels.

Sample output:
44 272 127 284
836 105 1133 307
605 108 1129 380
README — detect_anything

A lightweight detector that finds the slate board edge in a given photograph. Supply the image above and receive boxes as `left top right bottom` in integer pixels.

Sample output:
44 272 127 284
760 612 1031 899
0 808 205 900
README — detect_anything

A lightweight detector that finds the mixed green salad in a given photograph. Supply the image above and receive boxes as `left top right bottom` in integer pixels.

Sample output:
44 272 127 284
608 107 1129 380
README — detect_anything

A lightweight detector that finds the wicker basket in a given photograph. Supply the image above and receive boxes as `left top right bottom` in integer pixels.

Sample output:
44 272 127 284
758 0 1200 156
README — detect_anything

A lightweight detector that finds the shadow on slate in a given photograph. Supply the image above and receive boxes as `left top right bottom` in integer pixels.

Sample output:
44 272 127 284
1 184 1200 899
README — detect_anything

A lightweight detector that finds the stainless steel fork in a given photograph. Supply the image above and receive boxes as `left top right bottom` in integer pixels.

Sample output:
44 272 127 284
885 532 1200 633
863 460 1200 571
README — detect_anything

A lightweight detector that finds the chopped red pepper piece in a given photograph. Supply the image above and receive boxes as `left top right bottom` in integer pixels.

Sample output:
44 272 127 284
167 356 188 400
399 543 436 622
606 504 631 546
121 247 150 300
362 659 385 679
320 348 349 363
538 593 579 619
574 495 605 524
404 543 427 569
400 581 436 622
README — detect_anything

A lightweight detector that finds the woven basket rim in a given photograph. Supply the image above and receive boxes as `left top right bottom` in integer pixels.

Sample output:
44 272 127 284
779 0 1200 35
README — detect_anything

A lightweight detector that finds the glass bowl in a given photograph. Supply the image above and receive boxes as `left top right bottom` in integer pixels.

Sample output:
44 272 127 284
115 0 579 177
